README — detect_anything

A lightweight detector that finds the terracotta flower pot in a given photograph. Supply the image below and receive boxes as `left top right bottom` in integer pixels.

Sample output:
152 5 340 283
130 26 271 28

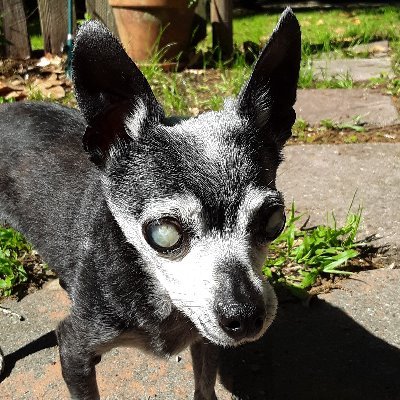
109 0 196 63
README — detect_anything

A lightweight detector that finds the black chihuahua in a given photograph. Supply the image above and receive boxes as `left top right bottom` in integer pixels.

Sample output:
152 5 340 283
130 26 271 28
0 8 300 399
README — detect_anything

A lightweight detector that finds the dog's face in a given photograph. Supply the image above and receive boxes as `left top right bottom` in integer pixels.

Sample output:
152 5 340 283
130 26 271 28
72 9 300 347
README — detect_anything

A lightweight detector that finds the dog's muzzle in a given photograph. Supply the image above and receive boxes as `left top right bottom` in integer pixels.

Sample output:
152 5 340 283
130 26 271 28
214 260 269 342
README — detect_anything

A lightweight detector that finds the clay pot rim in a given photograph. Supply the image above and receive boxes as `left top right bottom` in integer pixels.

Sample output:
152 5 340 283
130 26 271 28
109 0 195 9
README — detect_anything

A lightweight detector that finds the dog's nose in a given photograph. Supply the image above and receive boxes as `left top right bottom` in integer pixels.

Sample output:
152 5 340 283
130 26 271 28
217 303 266 341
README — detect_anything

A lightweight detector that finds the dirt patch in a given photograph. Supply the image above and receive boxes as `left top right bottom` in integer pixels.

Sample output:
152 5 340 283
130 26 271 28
0 251 56 303
289 124 400 145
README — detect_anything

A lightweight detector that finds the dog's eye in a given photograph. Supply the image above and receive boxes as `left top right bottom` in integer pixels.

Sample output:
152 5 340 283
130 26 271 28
145 218 183 252
265 209 286 241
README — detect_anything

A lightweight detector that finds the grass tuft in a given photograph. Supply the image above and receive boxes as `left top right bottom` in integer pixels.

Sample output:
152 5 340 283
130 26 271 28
263 202 365 298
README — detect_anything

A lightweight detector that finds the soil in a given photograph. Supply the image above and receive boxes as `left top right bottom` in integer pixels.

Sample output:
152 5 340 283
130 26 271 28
0 252 57 303
289 124 400 145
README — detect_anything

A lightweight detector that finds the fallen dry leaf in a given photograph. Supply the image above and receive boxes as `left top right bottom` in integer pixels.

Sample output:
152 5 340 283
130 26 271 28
36 55 63 68
36 57 51 68
0 81 24 96
5 90 27 100
370 44 387 54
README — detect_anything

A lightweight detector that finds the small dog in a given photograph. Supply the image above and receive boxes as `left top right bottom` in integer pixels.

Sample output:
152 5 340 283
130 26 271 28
0 8 300 399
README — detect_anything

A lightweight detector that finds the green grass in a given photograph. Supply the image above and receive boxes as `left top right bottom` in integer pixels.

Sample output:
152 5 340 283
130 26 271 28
263 202 364 299
232 6 400 90
0 226 31 297
320 116 365 132
140 50 251 115
233 7 400 54
145 5 400 111
0 96 14 104
30 35 44 51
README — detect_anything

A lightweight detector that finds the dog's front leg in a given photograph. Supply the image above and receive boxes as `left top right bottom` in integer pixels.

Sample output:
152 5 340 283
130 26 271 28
57 316 101 400
190 340 220 400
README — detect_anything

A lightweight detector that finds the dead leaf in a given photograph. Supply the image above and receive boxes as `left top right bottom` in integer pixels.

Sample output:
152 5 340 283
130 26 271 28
0 81 24 96
188 107 199 116
36 54 63 68
370 44 387 54
50 86 65 99
10 78 25 87
37 85 65 99
5 90 26 100
36 57 51 68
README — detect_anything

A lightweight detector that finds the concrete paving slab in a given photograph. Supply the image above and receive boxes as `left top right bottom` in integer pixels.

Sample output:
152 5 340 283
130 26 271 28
349 40 390 57
277 143 400 263
295 88 400 127
312 57 394 81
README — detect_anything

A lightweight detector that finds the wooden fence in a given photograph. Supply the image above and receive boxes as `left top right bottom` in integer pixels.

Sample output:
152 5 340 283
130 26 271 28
0 0 232 60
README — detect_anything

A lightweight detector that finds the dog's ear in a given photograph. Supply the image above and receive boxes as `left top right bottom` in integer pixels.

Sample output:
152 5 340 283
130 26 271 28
72 20 163 166
237 7 301 147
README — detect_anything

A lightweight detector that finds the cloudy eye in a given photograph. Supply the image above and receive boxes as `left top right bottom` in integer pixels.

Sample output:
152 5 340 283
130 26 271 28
265 209 286 241
144 218 183 252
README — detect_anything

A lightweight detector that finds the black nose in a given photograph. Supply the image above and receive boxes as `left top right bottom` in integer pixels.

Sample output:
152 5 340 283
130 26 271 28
217 303 266 341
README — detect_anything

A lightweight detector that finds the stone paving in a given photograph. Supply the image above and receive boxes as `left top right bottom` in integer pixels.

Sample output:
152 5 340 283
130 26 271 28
295 40 399 128
295 88 400 127
312 57 394 81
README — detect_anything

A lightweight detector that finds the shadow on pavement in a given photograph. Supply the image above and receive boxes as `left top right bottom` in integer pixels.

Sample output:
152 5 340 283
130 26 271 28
219 298 400 400
0 330 57 383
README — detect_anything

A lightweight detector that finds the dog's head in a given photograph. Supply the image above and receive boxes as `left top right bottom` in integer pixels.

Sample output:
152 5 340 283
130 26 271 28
72 8 301 347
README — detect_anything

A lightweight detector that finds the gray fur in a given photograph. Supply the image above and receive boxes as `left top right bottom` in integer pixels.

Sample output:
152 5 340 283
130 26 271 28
0 8 300 399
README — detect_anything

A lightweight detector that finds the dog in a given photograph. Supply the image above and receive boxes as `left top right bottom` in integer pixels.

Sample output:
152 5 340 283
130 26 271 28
0 7 300 399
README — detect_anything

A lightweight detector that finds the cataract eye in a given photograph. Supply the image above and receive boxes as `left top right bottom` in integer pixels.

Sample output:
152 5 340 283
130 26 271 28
146 218 182 251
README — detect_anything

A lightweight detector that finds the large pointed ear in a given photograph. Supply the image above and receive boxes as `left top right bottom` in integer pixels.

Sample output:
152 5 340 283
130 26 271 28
72 20 164 166
237 8 301 147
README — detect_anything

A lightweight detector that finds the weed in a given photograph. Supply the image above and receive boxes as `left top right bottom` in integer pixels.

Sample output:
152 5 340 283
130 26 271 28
26 87 46 101
0 226 30 297
292 118 309 140
298 58 315 88
320 116 365 132
344 134 359 144
263 202 364 298
0 96 14 104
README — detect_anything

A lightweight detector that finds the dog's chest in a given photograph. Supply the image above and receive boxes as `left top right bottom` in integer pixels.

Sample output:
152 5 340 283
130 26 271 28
101 310 200 357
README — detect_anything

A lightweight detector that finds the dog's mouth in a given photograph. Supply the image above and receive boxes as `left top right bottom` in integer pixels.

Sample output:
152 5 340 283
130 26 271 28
195 312 269 348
